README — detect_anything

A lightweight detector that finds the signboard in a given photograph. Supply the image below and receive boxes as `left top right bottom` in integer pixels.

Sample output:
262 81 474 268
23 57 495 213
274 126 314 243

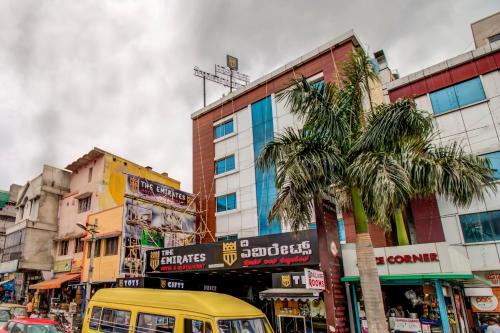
304 268 325 290
226 55 238 71
53 259 72 273
146 230 318 273
71 259 82 273
121 197 196 275
116 277 217 292
471 288 500 313
272 272 306 288
475 271 500 287
342 242 471 277
389 317 422 332
0 260 18 274
126 175 195 211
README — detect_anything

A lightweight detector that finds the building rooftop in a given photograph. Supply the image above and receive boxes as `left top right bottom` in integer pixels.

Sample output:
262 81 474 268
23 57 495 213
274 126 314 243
65 147 179 185
191 29 361 119
385 40 500 92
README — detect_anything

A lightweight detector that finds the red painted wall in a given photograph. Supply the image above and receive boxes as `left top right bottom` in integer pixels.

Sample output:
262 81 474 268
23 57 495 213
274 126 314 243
388 51 500 101
386 51 500 244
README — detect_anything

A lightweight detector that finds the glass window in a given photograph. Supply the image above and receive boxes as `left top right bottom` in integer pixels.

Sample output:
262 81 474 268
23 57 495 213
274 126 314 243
430 86 459 114
27 325 57 333
12 323 25 333
217 319 267 333
215 155 236 175
217 234 238 241
59 240 69 256
90 306 102 330
483 151 500 180
105 237 119 256
75 238 84 253
136 313 175 333
7 322 16 331
88 240 102 258
79 196 92 213
454 77 486 107
184 319 204 333
0 310 10 322
460 210 500 243
216 193 237 213
99 309 131 333
214 120 234 139
430 77 486 114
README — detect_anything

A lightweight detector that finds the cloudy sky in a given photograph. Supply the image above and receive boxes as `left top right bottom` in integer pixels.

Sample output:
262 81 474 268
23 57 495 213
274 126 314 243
1 1 499 192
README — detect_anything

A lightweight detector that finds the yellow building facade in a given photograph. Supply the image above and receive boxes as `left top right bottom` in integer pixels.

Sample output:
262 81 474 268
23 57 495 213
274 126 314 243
76 148 185 283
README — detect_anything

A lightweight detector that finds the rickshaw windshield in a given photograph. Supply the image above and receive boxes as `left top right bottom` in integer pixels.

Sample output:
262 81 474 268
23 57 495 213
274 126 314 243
218 319 267 333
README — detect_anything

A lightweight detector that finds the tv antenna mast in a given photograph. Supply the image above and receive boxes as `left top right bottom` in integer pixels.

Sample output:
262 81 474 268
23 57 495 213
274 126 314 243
194 55 250 107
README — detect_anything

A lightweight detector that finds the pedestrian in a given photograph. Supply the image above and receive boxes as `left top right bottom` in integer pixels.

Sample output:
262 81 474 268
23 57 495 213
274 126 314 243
26 299 34 317
486 317 500 333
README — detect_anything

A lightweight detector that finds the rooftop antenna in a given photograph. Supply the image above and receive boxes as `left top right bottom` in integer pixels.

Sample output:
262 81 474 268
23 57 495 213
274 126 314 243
194 54 250 107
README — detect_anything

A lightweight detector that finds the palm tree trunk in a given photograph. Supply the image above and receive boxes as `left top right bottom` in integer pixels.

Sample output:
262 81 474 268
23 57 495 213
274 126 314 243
351 187 388 333
394 208 410 246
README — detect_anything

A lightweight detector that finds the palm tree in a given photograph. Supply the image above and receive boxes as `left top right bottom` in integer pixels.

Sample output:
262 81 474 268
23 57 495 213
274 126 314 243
256 49 495 332
389 140 497 245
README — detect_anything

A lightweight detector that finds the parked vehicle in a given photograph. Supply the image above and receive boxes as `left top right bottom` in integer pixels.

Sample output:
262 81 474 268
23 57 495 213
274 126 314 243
0 305 28 326
0 318 58 333
82 288 273 333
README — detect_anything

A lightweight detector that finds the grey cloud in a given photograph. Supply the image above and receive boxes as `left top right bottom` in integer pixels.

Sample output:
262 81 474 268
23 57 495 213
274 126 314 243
0 0 499 193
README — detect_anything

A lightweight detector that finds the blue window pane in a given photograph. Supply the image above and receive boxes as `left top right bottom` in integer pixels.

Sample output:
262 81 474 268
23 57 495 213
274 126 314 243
226 193 236 210
216 196 226 212
430 86 459 114
251 96 281 235
225 120 234 135
215 160 225 175
455 77 486 108
459 210 500 243
484 151 500 180
226 155 235 171
214 124 225 139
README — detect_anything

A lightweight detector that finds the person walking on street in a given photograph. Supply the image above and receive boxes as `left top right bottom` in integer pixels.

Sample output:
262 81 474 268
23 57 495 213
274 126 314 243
26 299 33 317
486 317 500 333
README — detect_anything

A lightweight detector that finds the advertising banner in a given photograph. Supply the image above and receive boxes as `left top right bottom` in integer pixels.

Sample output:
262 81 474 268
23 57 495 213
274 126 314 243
53 260 72 273
121 175 196 275
471 288 500 313
304 268 325 290
145 230 318 273
126 175 195 212
121 198 196 275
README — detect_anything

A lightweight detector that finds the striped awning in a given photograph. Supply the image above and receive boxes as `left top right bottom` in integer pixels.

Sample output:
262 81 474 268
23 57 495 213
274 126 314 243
259 288 320 301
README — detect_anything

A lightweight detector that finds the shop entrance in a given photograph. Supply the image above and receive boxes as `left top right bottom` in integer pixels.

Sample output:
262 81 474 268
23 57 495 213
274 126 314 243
278 315 306 333
349 281 469 333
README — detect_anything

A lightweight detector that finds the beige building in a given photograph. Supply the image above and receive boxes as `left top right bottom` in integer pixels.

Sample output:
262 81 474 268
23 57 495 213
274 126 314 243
1 165 70 299
0 184 21 274
471 11 500 48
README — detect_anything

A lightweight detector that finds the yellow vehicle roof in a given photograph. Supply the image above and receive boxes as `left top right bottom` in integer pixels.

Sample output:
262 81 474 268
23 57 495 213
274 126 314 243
91 289 264 317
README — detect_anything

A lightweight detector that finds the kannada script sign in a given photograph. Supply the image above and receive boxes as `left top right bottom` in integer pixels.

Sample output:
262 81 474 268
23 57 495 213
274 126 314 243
145 230 318 273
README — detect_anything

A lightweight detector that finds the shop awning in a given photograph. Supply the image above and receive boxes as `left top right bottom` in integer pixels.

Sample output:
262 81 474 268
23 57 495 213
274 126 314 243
84 230 121 241
341 273 475 283
29 273 80 290
259 288 321 301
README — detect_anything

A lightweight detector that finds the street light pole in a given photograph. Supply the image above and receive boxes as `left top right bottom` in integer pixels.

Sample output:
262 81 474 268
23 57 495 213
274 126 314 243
77 219 98 311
